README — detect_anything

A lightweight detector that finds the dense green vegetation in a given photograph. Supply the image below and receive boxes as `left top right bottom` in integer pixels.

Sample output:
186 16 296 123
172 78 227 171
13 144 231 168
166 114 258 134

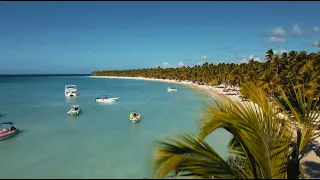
92 49 320 99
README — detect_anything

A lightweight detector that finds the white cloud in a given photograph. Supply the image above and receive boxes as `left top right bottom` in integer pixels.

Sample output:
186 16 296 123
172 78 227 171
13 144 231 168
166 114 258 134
248 54 262 62
229 53 262 63
159 61 187 68
273 49 287 55
292 24 302 36
230 55 246 60
161 62 172 68
199 56 209 60
280 49 287 54
308 41 319 47
235 55 261 64
240 57 248 64
248 55 254 59
271 27 285 36
266 36 286 43
313 26 320 33
177 61 185 67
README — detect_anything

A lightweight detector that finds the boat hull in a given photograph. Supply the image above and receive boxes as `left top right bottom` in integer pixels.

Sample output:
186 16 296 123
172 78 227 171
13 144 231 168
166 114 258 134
65 92 79 97
0 129 19 141
130 113 141 123
67 110 81 116
95 97 119 103
130 118 140 123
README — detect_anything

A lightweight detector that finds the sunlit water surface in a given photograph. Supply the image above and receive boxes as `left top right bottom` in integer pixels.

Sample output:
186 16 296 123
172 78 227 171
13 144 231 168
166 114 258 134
0 76 231 178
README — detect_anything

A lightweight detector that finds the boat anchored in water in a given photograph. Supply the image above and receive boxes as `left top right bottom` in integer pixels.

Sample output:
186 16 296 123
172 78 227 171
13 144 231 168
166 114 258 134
67 105 81 116
0 122 19 141
0 112 8 117
65 85 79 97
167 87 177 92
129 110 141 123
95 96 119 103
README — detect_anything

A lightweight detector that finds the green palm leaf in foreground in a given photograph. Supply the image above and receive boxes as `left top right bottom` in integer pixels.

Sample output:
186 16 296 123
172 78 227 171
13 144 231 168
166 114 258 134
152 83 320 179
152 132 237 179
274 83 320 179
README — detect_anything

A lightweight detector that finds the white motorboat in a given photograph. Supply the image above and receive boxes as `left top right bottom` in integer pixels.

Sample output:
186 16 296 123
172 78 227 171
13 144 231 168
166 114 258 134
167 87 177 92
130 110 141 124
65 85 79 97
95 96 119 103
67 105 81 116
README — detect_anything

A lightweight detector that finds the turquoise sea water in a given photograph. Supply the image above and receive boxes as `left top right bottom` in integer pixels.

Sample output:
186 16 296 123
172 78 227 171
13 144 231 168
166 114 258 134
0 76 231 178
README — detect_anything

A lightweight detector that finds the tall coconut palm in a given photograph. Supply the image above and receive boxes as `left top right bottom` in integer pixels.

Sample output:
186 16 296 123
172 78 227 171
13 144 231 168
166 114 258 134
151 83 320 179
265 49 275 64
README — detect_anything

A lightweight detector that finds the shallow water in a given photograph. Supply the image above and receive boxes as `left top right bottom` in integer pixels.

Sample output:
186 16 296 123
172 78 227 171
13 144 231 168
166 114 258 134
0 76 230 178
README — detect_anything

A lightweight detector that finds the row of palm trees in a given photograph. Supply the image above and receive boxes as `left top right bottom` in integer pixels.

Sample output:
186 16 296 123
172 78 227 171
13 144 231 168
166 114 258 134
92 49 320 178
92 49 320 100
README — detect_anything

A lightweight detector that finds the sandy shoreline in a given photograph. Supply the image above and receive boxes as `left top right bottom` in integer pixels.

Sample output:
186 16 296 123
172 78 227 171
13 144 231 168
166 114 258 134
90 75 320 176
89 75 242 102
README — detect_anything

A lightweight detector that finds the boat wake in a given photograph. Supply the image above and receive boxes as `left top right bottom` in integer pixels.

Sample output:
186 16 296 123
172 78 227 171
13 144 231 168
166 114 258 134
96 101 116 105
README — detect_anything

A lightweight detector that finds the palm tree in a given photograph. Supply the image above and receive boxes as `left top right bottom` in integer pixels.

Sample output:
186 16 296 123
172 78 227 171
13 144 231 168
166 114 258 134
92 48 320 103
151 83 320 179
265 49 274 64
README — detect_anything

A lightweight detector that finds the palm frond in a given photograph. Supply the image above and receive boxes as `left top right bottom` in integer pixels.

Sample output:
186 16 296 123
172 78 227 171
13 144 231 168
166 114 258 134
152 132 239 179
198 83 291 179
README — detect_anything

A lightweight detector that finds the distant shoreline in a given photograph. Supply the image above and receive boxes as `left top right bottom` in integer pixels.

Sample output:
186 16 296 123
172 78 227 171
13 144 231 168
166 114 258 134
0 74 91 77
89 75 192 84
89 75 242 102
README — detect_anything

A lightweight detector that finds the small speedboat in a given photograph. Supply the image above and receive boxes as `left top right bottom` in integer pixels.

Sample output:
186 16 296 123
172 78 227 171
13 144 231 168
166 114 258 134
65 85 79 97
67 105 81 116
0 122 19 141
0 112 8 117
129 110 141 124
167 87 177 92
95 96 119 103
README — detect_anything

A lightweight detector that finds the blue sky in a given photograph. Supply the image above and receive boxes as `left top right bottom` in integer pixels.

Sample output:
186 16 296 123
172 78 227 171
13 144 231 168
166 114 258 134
0 2 319 74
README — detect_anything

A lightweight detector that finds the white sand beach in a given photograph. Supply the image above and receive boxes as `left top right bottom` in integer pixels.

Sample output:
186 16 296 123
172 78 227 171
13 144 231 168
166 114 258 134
90 75 320 176
89 76 245 103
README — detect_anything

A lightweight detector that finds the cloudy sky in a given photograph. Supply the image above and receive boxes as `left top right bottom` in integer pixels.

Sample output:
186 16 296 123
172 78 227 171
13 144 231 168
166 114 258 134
0 2 319 74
